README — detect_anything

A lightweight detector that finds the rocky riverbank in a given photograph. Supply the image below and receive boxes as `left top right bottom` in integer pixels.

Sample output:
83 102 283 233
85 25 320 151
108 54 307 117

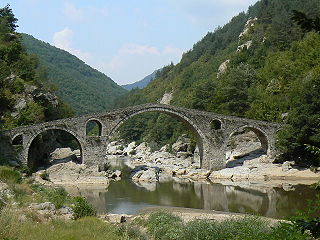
105 133 320 186
32 131 320 187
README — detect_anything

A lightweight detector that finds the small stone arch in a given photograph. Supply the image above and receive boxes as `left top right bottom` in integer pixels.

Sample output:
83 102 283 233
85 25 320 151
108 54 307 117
12 134 23 146
85 118 103 136
25 127 85 167
226 125 269 155
108 106 207 167
210 119 222 130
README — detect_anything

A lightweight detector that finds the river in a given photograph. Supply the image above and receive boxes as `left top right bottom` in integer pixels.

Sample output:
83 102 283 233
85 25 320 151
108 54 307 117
65 157 318 219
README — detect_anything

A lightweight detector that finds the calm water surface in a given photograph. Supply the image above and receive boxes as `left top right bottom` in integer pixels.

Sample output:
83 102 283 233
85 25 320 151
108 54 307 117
66 158 318 219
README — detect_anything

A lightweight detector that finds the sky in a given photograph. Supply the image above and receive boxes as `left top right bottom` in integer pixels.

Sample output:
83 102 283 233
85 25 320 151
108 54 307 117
7 0 258 85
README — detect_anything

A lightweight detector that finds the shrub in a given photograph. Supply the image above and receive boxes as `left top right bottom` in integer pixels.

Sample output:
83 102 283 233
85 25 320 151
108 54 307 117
116 224 146 240
31 185 69 209
0 166 21 184
72 196 96 220
145 211 183 240
39 171 50 181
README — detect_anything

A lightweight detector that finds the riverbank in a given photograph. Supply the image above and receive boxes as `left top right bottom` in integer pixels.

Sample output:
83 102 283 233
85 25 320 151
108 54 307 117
1 166 319 240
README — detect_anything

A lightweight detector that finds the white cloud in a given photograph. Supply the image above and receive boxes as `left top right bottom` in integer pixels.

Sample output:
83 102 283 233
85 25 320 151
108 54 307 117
63 2 84 21
52 27 91 62
95 44 183 85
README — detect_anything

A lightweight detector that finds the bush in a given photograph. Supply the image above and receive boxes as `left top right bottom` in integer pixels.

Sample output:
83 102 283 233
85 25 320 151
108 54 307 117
32 185 69 209
39 171 50 181
116 224 146 240
145 211 183 240
72 196 97 220
0 166 21 184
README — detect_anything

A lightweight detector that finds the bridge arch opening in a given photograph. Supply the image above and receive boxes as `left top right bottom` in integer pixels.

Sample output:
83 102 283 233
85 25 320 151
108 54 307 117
108 108 205 168
12 134 23 146
86 119 103 136
27 129 83 171
210 119 222 130
225 126 268 167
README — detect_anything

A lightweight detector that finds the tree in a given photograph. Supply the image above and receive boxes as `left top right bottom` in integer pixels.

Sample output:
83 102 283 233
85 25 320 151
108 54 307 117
0 4 18 32
292 10 320 33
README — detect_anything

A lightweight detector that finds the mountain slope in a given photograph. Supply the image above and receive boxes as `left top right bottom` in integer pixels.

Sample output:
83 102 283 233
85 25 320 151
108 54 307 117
113 0 320 165
22 34 127 115
122 69 159 90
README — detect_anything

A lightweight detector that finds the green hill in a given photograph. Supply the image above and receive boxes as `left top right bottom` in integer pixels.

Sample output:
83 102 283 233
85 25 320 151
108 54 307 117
21 34 127 115
114 0 320 166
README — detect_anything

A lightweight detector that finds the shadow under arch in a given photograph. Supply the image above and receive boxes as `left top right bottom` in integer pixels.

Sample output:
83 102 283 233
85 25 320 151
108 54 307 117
108 107 207 168
11 134 23 145
226 125 269 154
26 127 85 169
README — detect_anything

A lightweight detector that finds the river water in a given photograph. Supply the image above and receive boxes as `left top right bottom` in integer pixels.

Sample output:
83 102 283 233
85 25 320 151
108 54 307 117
66 157 318 219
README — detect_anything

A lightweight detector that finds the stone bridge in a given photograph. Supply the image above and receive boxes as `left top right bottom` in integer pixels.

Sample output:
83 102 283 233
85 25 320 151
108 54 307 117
0 104 281 170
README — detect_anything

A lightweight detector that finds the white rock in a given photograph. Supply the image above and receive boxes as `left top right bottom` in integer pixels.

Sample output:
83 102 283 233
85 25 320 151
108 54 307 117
217 59 230 78
160 91 173 105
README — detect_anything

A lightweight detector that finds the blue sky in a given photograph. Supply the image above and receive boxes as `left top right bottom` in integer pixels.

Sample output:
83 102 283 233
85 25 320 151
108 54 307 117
7 0 258 85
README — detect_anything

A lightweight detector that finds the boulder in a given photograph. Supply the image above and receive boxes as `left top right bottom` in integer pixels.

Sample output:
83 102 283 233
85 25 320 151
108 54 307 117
106 141 124 155
172 134 191 153
123 142 136 155
185 169 211 180
282 161 295 172
237 40 253 52
131 166 159 182
29 202 56 211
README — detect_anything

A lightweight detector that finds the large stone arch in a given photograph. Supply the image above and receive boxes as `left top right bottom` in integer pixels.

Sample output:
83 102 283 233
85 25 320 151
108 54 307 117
24 126 85 167
108 106 207 167
225 125 270 157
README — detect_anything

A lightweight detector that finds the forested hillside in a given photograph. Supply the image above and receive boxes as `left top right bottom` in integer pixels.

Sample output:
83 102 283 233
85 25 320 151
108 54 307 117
0 5 73 130
22 34 127 115
114 0 320 166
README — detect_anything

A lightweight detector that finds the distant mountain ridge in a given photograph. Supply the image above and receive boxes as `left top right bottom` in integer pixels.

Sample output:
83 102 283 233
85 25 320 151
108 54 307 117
122 69 160 90
21 34 127 115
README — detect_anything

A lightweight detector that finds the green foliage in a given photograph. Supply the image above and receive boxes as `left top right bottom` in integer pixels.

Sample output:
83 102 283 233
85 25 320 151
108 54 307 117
71 196 97 220
113 0 320 166
0 4 18 32
144 211 313 240
0 166 21 184
0 5 75 130
145 211 183 240
21 33 127 115
39 171 49 181
115 224 147 240
0 212 128 240
31 185 69 209
292 10 320 33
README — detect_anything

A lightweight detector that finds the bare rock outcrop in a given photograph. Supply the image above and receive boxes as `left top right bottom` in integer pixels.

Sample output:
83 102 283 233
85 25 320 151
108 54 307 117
217 59 230 78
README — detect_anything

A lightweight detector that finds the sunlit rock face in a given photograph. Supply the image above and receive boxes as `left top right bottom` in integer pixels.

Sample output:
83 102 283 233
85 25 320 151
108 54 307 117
159 91 173 105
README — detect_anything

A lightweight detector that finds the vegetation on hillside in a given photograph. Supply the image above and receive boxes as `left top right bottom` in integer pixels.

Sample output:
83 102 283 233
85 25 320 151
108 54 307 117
0 4 74 130
22 34 127 115
113 0 320 166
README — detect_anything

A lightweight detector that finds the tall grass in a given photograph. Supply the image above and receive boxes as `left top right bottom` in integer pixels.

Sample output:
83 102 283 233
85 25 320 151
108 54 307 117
144 211 314 240
0 166 21 184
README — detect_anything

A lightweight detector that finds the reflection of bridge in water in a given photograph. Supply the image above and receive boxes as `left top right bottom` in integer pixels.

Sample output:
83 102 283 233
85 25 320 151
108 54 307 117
0 104 281 170
64 179 314 218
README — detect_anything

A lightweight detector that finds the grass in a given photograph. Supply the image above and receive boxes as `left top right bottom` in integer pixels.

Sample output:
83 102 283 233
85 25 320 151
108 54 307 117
0 166 21 184
143 211 314 240
0 210 132 240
